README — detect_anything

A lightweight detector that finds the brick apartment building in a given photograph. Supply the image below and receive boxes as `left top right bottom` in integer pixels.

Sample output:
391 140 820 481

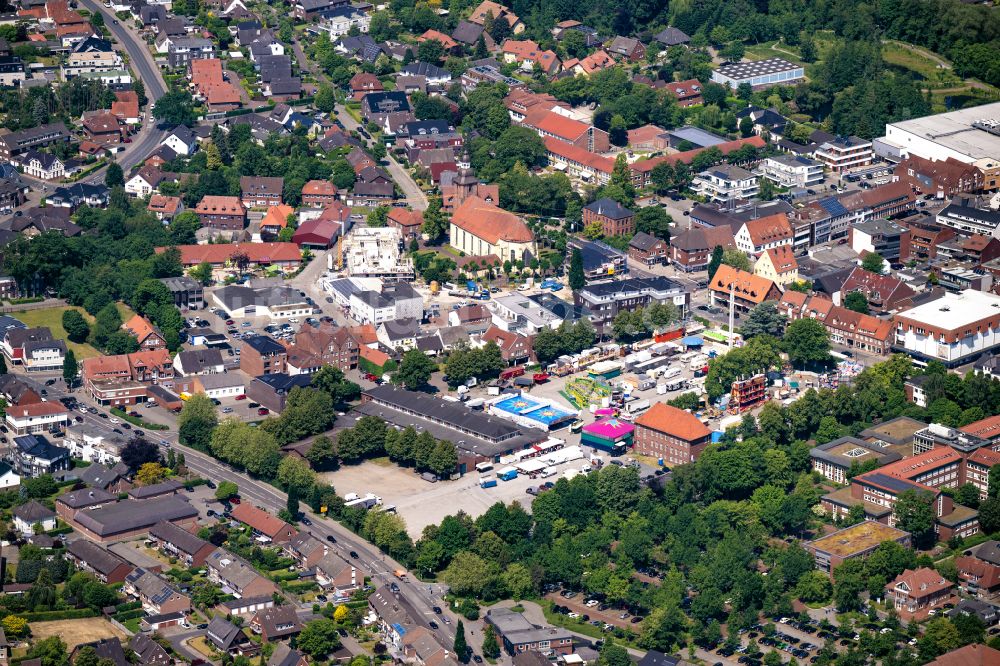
633 402 712 467
241 335 288 377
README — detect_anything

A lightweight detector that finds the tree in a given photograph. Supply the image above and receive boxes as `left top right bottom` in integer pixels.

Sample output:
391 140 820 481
784 318 831 368
278 456 316 494
634 207 672 242
758 176 776 201
844 291 870 314
454 620 468 662
979 496 1000 534
569 248 585 291
721 248 751 272
215 481 238 501
1 615 27 638
707 245 725 280
62 309 89 343
93 303 123 350
179 394 218 451
306 435 339 471
861 253 886 274
136 461 167 485
482 625 500 659
315 85 336 113
312 365 360 405
739 116 754 137
26 636 67 666
62 348 77 386
742 302 787 339
152 90 197 127
104 162 123 188
367 205 389 227
395 349 437 390
795 570 833 604
896 489 937 549
120 436 162 472
421 197 448 241
298 618 342 658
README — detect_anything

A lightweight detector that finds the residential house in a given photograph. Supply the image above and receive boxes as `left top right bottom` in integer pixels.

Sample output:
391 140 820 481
301 180 338 207
123 568 191 615
148 520 215 567
484 607 573 655
2 327 65 371
582 198 634 238
956 542 1000 598
250 605 301 643
654 26 690 47
12 500 56 535
241 176 284 209
815 136 873 174
147 195 183 221
480 326 532 364
66 540 133 583
19 151 64 180
173 349 225 376
885 568 953 615
669 226 735 272
163 125 197 157
607 36 645 62
6 404 70 438
123 314 166 350
206 616 255 656
753 245 799 287
708 265 781 314
734 213 794 257
205 547 280 598
194 195 247 230
662 79 702 107
230 503 298 543
81 111 124 144
839 267 916 313
628 232 668 266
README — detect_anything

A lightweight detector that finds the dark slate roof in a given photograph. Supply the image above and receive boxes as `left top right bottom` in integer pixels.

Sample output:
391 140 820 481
206 617 243 651
254 373 312 393
79 462 125 490
149 520 211 555
66 540 130 576
451 20 483 44
637 651 681 666
401 61 450 79
14 435 69 462
243 335 286 355
584 197 633 220
73 496 198 538
13 500 54 522
654 26 690 45
629 231 661 251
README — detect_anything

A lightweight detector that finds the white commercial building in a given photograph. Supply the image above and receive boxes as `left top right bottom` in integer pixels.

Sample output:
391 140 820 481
211 285 312 319
64 424 126 465
489 294 563 335
892 289 1000 366
691 164 758 203
758 154 824 188
882 102 1000 166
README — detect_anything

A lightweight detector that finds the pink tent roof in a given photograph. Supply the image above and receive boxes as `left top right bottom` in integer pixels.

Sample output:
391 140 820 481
583 417 634 440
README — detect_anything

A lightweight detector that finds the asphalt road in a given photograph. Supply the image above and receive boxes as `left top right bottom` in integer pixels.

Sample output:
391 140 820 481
78 0 170 181
31 368 458 651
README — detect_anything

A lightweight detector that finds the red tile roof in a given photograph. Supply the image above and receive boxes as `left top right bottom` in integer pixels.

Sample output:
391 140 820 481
230 503 297 540
419 29 458 49
962 415 1000 441
634 402 711 441
194 195 245 217
709 264 778 305
111 91 139 120
162 242 301 266
743 213 793 246
631 136 767 174
388 207 423 230
762 245 797 274
926 643 1000 666
261 204 295 230
532 111 591 142
886 567 952 600
543 137 615 175
452 196 533 245
302 180 337 196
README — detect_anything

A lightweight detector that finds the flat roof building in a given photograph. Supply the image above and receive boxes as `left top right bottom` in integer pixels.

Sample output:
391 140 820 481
711 58 804 90
807 521 911 572
892 289 1000 366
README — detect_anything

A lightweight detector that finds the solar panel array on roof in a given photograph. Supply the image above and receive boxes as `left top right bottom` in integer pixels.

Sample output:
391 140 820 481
862 472 924 494
818 196 848 217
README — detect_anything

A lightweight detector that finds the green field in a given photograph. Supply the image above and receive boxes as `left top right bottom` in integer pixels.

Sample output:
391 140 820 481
882 40 959 84
12 303 135 359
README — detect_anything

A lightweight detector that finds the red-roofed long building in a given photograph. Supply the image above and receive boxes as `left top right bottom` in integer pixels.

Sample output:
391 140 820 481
633 402 712 466
524 110 609 152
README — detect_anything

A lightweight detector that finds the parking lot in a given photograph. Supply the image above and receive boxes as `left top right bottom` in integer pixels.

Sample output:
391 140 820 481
320 449 610 538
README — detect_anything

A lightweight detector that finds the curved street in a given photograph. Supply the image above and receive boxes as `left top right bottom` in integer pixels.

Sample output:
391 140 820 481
78 0 170 182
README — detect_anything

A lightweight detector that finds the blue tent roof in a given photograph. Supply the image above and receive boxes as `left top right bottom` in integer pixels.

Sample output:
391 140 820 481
682 336 704 346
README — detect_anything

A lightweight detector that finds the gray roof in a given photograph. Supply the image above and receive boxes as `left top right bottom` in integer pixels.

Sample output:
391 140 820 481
73 496 197 538
175 348 224 374
129 634 171 666
629 231 661 251
127 479 183 499
974 540 1000 567
149 520 210 556
125 567 184 607
206 616 243 650
809 436 902 468
269 644 306 666
67 540 130 576
215 285 308 311
207 547 272 590
654 26 689 45
584 197 633 220
78 463 123 490
58 486 116 509
13 500 54 522
244 335 285 355
401 62 450 79
287 531 325 559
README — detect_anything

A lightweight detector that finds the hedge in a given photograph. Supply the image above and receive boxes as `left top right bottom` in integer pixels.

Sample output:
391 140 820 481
46 526 73 537
21 608 98 621
115 601 142 612
112 609 145 621
110 408 168 430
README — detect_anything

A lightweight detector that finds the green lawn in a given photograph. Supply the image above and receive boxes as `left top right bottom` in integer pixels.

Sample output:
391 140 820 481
745 41 804 66
882 41 959 84
13 306 101 359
